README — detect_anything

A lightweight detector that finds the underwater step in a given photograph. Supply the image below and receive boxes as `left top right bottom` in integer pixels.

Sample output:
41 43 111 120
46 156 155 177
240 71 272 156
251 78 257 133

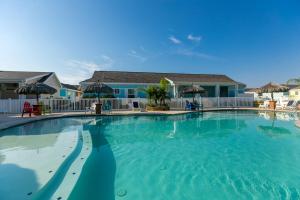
51 129 93 200
31 129 92 200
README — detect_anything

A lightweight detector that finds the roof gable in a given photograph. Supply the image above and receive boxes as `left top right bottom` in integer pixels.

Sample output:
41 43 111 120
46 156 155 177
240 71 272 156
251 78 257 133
0 71 51 81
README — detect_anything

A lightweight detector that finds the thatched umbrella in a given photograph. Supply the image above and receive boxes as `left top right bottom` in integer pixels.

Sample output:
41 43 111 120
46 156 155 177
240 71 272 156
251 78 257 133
181 85 206 102
84 81 113 103
15 83 57 103
258 82 289 100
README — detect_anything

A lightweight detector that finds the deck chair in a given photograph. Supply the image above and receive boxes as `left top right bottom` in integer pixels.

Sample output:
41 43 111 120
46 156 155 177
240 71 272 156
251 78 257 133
276 99 289 110
132 101 141 111
85 102 96 114
285 100 296 110
193 100 203 111
102 100 112 113
185 100 192 110
22 101 33 117
259 100 269 109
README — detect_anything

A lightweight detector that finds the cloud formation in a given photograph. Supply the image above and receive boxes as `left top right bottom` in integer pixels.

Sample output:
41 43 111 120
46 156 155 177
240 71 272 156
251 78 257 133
176 49 216 60
128 49 147 62
60 55 114 84
168 36 181 44
187 34 202 42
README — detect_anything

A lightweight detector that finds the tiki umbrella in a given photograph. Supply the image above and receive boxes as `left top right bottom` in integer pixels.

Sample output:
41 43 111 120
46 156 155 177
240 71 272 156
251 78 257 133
181 85 206 102
258 82 289 100
84 81 113 103
15 83 57 103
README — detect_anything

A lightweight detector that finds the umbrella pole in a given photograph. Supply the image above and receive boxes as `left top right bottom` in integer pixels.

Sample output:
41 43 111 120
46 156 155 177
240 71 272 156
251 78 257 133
36 94 39 104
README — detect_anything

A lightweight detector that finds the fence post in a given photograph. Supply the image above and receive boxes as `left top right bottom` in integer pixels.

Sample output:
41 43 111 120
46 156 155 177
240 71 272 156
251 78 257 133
217 97 220 108
50 99 53 113
8 98 12 113
235 97 237 108
181 97 183 109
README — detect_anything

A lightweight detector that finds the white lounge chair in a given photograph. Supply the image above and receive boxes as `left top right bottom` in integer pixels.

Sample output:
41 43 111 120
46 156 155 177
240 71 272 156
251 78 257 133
259 100 269 109
85 102 97 114
276 99 289 110
285 100 296 110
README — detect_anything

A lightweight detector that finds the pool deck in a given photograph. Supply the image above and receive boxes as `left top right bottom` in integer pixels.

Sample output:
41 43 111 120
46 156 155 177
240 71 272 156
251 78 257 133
0 108 299 130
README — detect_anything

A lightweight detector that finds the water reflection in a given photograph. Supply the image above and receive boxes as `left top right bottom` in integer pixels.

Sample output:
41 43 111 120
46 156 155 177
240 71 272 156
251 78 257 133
69 117 116 200
257 111 298 137
258 111 300 121
0 118 83 151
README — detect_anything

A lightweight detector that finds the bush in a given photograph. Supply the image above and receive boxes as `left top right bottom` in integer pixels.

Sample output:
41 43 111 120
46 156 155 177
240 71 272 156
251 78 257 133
253 100 263 107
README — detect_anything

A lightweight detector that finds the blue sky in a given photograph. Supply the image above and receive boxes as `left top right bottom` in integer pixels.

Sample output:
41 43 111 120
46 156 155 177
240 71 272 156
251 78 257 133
0 0 300 87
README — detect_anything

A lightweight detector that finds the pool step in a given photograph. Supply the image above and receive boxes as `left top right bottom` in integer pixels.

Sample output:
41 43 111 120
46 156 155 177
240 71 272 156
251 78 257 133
31 129 92 200
51 130 92 200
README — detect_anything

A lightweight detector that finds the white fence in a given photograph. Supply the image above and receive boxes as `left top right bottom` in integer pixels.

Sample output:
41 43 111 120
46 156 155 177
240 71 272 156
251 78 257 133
0 97 254 114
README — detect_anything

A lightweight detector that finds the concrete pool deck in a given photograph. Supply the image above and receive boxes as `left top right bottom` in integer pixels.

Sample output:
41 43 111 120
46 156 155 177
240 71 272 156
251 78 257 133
0 108 299 130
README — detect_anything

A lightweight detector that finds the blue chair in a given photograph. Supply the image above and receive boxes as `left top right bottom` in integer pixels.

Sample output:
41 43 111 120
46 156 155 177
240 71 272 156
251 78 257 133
185 100 193 110
102 100 112 113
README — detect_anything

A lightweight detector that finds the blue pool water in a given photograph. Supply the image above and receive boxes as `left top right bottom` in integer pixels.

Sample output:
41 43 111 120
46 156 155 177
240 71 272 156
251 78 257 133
1 111 300 199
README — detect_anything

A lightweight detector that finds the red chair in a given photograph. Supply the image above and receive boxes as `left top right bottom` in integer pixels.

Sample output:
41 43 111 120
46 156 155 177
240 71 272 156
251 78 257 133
22 101 33 117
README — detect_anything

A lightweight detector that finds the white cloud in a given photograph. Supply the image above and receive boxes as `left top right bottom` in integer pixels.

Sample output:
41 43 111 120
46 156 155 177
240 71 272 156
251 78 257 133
60 55 114 84
128 49 147 62
168 36 181 44
177 49 216 60
187 34 202 42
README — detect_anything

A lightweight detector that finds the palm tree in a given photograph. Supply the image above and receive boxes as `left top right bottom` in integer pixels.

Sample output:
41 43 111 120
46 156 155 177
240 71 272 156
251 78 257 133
140 78 170 106
287 78 300 85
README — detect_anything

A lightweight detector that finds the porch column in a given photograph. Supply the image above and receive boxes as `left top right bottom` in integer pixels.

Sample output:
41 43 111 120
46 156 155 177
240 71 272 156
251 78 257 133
215 84 220 97
173 85 177 98
235 84 238 97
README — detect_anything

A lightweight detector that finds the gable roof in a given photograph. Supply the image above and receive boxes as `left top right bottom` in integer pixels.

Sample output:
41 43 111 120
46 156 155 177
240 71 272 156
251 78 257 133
0 71 51 81
82 71 237 84
61 83 80 91
289 85 300 90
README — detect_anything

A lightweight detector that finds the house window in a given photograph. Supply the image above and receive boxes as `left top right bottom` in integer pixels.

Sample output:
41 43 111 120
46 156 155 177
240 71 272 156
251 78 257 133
128 89 135 98
114 89 120 95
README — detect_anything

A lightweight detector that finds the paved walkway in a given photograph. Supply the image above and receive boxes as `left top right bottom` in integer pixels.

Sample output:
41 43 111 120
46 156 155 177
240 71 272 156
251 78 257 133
0 108 299 130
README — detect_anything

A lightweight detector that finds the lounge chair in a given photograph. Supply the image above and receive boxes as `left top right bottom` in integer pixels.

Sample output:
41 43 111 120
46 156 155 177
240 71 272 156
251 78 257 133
185 100 196 110
22 101 33 117
259 100 269 109
85 102 97 114
276 99 289 110
193 100 203 111
132 101 141 111
285 100 296 110
102 100 112 114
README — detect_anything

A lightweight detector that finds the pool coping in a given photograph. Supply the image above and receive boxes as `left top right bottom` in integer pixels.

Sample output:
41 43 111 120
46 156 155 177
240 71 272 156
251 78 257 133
0 108 299 131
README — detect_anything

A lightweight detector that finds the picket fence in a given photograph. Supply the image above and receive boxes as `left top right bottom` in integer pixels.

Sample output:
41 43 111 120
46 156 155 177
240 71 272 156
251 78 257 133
0 97 254 114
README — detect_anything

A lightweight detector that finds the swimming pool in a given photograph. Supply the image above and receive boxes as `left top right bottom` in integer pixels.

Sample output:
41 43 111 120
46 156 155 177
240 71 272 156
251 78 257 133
1 111 300 200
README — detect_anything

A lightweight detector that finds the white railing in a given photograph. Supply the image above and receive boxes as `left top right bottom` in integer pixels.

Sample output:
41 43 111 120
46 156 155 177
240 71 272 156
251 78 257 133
0 97 254 113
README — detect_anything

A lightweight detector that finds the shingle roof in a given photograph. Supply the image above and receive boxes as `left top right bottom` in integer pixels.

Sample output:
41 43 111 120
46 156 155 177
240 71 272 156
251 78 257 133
61 83 80 91
82 71 237 84
0 71 51 81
